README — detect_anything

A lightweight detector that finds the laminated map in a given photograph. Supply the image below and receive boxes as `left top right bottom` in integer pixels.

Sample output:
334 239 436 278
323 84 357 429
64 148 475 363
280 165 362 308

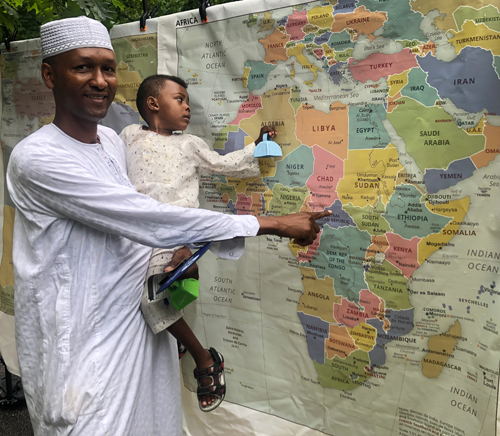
158 1 500 434
0 38 50 372
0 1 498 434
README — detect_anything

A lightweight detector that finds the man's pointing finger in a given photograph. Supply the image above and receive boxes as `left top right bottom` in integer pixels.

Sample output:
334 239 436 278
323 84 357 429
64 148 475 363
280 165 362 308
311 209 332 220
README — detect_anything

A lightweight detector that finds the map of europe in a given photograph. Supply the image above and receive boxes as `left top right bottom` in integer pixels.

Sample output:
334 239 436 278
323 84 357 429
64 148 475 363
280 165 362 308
172 1 500 434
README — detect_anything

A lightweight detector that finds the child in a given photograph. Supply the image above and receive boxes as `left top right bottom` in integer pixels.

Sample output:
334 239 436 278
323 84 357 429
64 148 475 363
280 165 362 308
120 74 276 412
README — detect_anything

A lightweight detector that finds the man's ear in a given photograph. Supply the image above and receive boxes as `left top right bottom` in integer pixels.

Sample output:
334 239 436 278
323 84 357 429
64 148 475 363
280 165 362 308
147 96 159 112
41 62 55 90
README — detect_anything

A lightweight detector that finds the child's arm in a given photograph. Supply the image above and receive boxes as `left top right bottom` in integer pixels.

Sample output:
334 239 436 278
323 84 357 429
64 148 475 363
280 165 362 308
188 126 278 178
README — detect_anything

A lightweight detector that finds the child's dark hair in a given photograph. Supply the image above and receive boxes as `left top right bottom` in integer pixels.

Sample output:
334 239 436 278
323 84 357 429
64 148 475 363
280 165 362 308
137 74 188 124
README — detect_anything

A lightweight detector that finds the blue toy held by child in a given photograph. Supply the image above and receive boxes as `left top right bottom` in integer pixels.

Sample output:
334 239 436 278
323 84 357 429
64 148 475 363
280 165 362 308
253 133 282 158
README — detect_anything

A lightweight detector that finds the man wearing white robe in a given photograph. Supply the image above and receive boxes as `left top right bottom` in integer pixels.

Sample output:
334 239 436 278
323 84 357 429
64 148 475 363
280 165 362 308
6 16 329 436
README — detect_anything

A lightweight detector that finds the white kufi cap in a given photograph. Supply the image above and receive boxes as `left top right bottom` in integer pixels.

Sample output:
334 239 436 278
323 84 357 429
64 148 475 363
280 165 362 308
40 16 113 59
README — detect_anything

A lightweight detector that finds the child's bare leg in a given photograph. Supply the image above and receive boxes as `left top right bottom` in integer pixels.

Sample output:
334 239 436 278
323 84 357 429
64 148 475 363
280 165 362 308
167 318 216 408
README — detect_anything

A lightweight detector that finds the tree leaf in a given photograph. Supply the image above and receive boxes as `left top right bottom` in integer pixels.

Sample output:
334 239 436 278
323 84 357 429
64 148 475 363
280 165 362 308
111 0 123 12
73 0 113 21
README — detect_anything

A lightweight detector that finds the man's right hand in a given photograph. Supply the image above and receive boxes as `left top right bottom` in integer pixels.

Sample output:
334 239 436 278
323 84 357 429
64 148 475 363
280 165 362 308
256 210 332 246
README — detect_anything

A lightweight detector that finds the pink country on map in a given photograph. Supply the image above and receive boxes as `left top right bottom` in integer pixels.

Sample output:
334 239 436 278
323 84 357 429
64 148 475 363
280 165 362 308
384 232 421 279
358 289 383 321
334 296 379 329
306 145 343 210
228 94 262 125
313 48 324 59
297 233 321 263
234 192 252 215
348 49 418 83
285 9 308 41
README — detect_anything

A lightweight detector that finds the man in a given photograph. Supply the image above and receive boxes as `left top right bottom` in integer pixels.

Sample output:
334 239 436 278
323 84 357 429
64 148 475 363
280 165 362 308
6 16 330 436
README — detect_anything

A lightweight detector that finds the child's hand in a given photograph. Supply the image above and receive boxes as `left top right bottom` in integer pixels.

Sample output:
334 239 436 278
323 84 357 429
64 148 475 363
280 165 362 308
255 126 277 145
164 246 199 280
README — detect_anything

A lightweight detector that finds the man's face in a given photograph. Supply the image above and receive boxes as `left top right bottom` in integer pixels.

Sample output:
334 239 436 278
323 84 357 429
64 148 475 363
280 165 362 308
43 47 117 123
156 80 191 132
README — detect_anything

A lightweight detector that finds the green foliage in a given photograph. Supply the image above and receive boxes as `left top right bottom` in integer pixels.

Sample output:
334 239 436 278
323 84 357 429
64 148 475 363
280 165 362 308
0 0 125 42
0 0 236 46
119 0 235 24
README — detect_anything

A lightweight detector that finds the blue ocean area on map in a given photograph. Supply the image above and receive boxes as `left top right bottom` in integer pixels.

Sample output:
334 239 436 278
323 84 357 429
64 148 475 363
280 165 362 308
418 47 500 114
424 158 476 194
297 312 330 364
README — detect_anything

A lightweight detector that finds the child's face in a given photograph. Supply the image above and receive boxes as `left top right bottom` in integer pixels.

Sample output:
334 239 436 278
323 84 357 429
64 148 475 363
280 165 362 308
156 80 191 132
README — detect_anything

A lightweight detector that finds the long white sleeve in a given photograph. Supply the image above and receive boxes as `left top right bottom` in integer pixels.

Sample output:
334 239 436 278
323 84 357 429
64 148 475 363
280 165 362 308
8 132 258 249
186 134 260 178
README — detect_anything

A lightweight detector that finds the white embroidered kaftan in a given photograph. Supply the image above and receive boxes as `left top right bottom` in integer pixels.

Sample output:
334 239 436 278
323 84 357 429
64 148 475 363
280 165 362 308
6 124 259 436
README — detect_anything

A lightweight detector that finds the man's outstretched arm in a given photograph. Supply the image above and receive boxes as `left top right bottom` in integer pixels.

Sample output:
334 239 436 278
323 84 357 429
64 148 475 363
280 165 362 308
257 210 332 246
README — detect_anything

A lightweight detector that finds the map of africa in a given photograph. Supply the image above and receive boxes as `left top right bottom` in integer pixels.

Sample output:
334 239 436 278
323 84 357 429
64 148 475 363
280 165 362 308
163 1 500 434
